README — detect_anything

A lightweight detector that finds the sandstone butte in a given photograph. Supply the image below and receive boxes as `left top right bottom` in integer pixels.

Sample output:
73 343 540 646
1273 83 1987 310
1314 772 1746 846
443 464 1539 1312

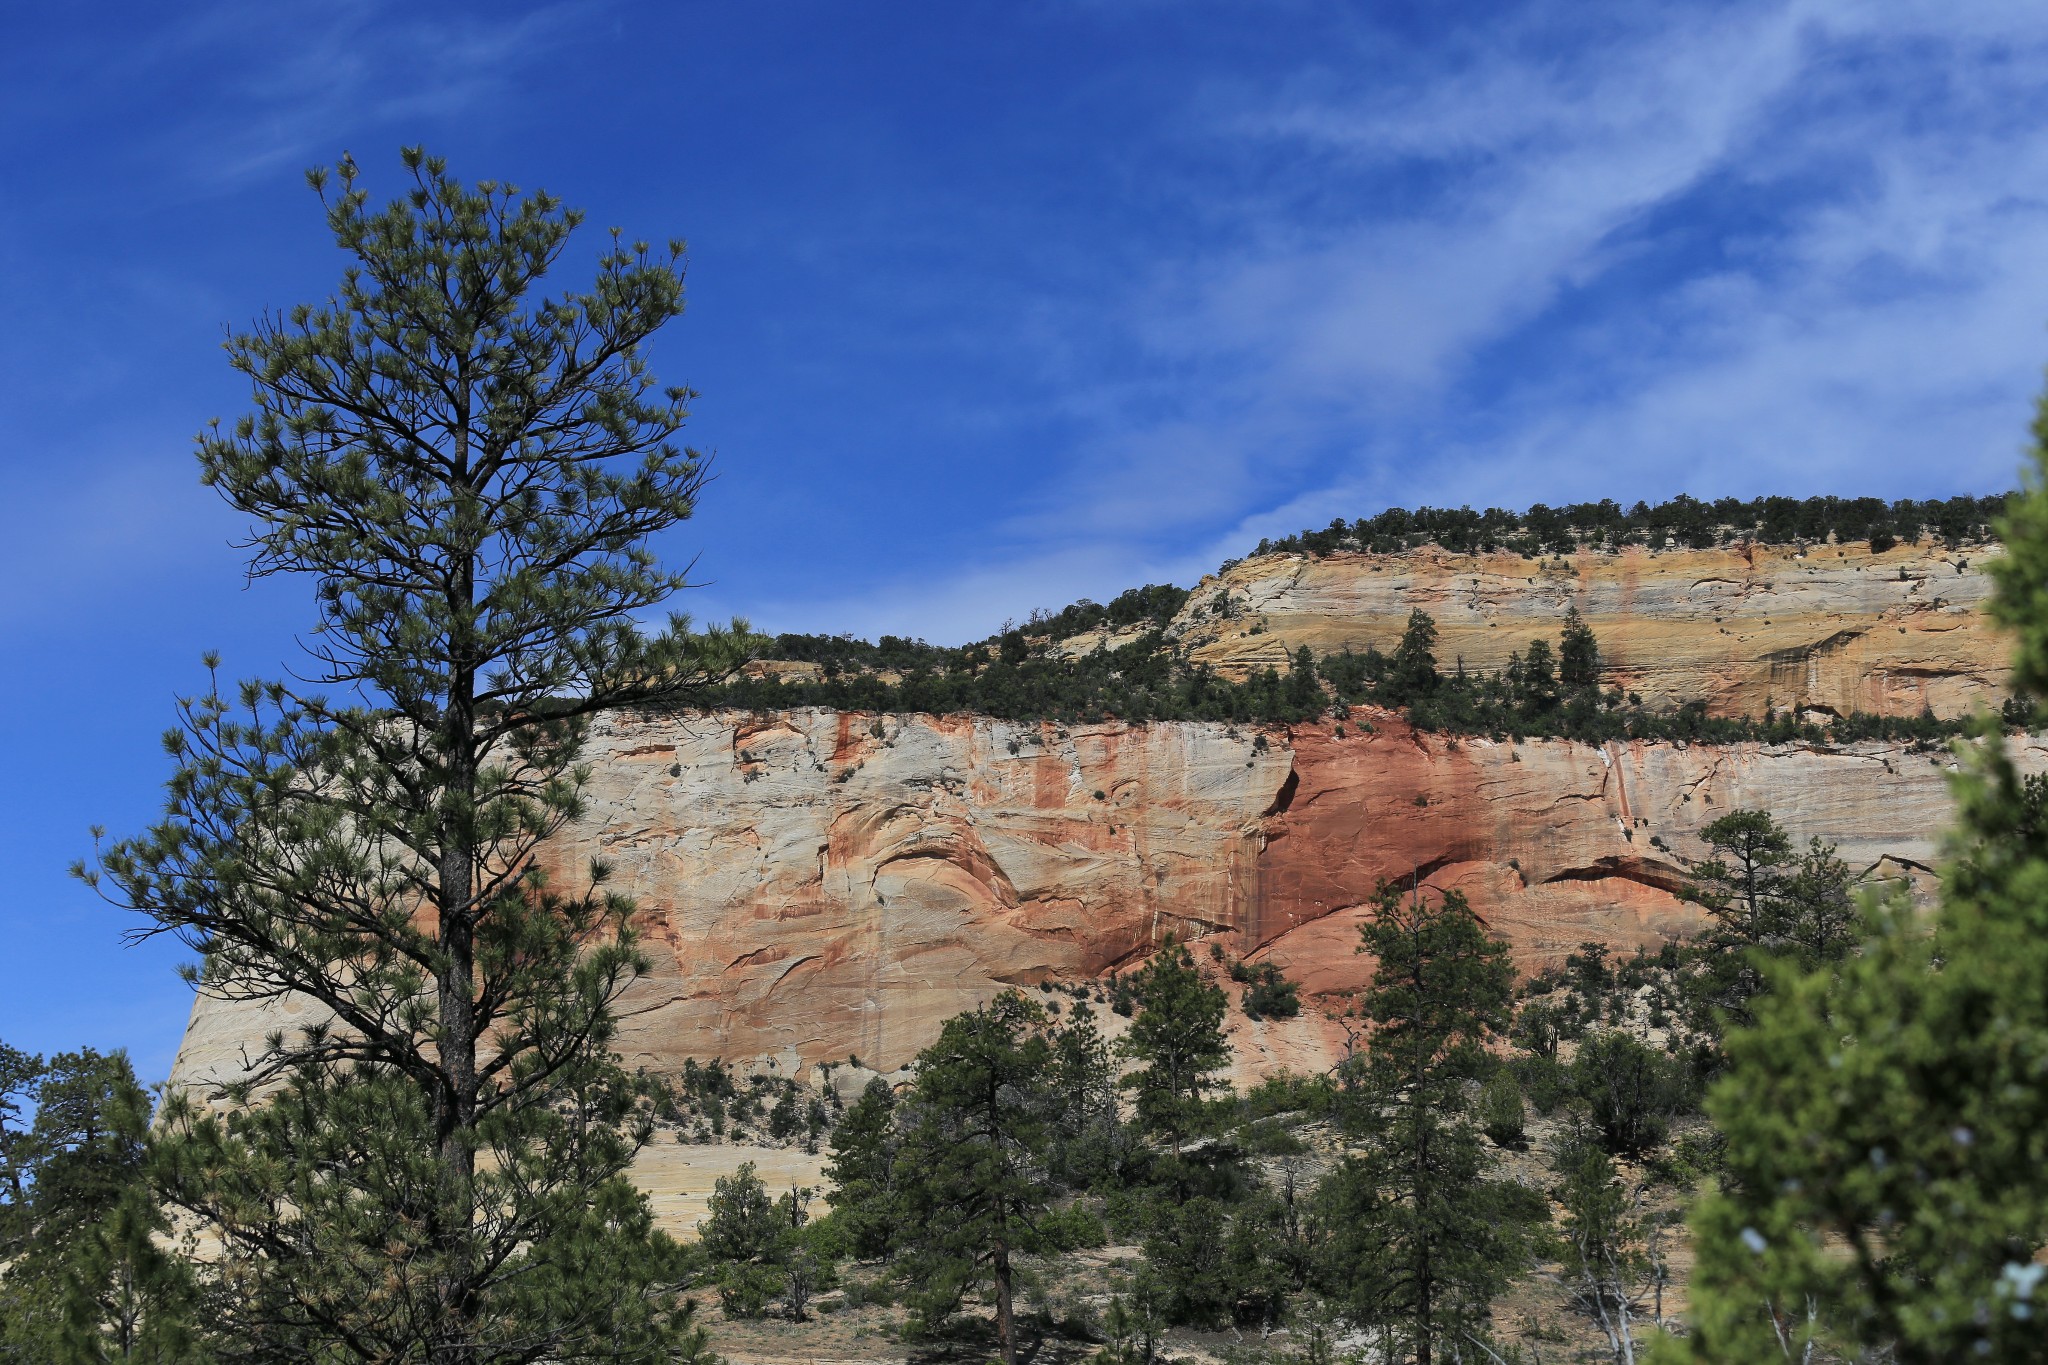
168 539 2033 1099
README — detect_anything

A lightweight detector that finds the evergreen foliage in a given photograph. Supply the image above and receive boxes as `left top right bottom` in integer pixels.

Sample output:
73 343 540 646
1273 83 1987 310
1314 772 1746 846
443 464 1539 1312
698 593 2014 747
0 1046 201 1363
1569 1033 1691 1159
701 627 1330 727
661 1059 824 1148
1560 606 1601 689
1043 1003 1132 1189
1477 1070 1527 1151
1139 1197 1233 1327
1683 812 1795 943
1220 1186 1311 1331
1254 492 2010 559
1230 959 1302 1021
1118 946 1254 1327
1668 393 2048 1360
1118 940 1233 1152
1320 615 1996 746
81 149 742 1364
823 1078 899 1261
1312 883 1543 1364
1679 811 1859 1036
698 1162 826 1321
1388 610 1442 700
1555 1121 1670 1363
889 992 1058 1365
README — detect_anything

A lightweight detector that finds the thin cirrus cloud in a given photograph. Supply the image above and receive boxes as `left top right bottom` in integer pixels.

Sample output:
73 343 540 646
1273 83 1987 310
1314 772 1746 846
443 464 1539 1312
195 3 601 187
976 0 2048 610
13 0 2048 651
9 0 606 193
0 0 606 630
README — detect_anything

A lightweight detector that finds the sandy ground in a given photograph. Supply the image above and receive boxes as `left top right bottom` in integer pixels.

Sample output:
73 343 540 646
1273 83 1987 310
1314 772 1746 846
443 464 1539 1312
630 1139 832 1237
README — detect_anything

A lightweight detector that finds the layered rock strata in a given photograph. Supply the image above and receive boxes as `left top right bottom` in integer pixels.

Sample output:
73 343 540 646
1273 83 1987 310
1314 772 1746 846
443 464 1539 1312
1167 540 2005 717
170 707 2037 1092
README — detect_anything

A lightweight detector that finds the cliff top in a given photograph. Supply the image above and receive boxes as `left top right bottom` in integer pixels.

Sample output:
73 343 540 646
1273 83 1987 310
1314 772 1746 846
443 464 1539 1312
694 515 2018 736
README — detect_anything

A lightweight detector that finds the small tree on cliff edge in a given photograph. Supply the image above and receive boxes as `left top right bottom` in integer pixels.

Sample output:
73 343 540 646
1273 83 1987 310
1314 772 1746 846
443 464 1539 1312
84 149 749 1363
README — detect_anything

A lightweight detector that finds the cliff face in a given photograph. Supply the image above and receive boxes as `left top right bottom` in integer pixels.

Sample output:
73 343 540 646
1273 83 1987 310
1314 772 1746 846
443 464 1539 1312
1170 540 2006 717
170 706 2037 1093
165 543 2023 1093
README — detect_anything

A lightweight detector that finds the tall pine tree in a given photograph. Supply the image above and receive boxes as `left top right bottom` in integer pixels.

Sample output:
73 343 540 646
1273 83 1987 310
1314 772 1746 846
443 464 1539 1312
1559 606 1601 691
84 149 745 1363
824 1078 900 1261
889 992 1056 1365
1119 938 1231 1152
0 1046 200 1363
1313 883 1541 1365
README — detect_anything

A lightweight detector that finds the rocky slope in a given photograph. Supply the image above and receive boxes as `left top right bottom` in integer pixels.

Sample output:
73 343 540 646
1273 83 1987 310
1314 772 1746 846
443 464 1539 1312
1165 539 2005 716
170 704 2039 1094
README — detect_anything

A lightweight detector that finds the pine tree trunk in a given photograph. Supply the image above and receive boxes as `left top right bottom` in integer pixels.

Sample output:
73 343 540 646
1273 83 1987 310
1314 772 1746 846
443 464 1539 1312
1415 1107 1433 1365
433 531 481 1362
435 823 479 1361
994 1234 1016 1365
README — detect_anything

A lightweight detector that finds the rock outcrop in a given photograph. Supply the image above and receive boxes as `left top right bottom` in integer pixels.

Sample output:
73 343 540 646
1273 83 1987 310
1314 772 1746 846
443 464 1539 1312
1170 540 2006 717
170 705 2036 1093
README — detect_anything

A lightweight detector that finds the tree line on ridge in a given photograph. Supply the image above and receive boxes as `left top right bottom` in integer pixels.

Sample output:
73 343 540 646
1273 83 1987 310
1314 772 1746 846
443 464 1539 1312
693 604 2024 742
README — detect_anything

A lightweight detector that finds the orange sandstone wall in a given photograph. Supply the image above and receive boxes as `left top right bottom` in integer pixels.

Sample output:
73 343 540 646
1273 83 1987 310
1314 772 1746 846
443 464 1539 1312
161 705 2026 1097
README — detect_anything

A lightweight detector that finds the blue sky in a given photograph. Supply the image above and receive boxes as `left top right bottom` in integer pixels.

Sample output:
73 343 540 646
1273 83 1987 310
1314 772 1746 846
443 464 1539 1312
7 0 2048 1079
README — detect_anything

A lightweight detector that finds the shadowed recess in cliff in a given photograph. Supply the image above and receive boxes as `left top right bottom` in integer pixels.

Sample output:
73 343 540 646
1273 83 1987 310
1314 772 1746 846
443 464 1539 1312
1537 855 1687 896
1261 766 1300 818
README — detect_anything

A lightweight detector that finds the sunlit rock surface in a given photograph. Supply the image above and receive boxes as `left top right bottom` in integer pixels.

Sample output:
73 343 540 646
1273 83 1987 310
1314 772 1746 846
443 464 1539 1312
170 707 2040 1092
1172 541 2005 718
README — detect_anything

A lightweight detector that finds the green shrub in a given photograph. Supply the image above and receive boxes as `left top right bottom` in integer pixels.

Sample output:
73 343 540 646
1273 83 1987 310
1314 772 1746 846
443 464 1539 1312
1512 1053 1572 1116
1478 1069 1527 1149
1241 1119 1307 1157
1571 1030 1691 1156
1101 1186 1148 1241
1141 1196 1232 1327
1236 961 1301 1020
714 1262 785 1320
1239 1070 1335 1120
1038 1201 1109 1251
700 1162 780 1264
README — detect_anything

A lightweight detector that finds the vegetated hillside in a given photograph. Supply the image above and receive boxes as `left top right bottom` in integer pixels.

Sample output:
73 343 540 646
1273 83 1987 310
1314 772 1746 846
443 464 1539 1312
158 497 2041 1364
694 493 2022 738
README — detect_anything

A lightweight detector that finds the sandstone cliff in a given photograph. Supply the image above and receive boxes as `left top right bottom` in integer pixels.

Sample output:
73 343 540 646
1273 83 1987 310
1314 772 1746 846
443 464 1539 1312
169 706 2038 1094
1168 540 2005 717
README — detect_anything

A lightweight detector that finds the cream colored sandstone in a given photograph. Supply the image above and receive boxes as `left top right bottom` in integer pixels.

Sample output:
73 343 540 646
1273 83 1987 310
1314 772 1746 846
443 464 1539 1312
1176 541 2005 717
170 708 2036 1097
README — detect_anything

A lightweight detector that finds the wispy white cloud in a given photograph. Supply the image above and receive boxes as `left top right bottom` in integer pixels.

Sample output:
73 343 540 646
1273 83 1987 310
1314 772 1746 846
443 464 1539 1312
28 0 2048 652
191 0 607 186
0 0 611 193
1015 0 2048 562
